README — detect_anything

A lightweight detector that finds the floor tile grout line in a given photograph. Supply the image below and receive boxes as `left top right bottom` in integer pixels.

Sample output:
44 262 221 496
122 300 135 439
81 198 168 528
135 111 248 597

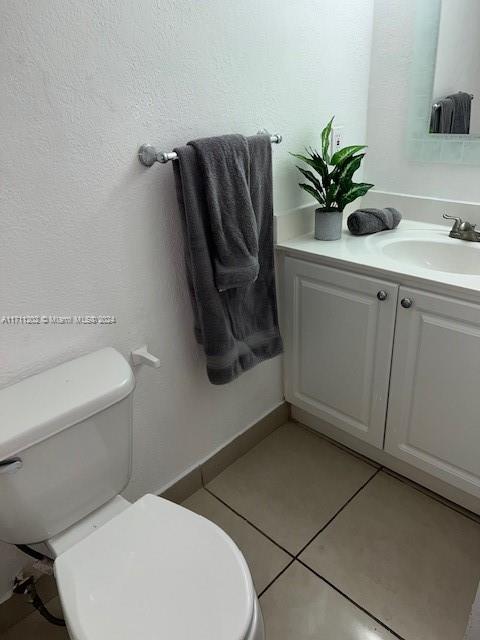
257 468 380 599
203 427 475 637
203 487 295 558
294 467 382 559
297 559 407 640
200 425 477 639
257 558 296 599
294 421 381 470
204 461 456 640
205 469 382 604
205 467 381 566
381 466 480 525
295 420 480 526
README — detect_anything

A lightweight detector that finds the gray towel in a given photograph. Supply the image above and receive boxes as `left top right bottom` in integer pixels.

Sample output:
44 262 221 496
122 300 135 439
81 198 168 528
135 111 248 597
173 134 283 385
188 134 259 291
430 97 454 134
347 207 402 235
430 93 472 134
449 91 472 134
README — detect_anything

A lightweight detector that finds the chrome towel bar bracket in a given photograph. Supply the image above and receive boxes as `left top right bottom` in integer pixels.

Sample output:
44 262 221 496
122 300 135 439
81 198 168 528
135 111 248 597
138 133 283 166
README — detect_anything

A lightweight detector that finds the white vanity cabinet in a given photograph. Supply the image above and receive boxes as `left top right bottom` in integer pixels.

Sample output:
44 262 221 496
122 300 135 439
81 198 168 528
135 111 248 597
385 287 480 496
283 256 480 499
284 257 398 447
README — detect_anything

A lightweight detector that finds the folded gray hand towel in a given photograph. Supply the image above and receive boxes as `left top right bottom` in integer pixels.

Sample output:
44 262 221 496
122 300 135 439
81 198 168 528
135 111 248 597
188 134 259 291
347 207 402 236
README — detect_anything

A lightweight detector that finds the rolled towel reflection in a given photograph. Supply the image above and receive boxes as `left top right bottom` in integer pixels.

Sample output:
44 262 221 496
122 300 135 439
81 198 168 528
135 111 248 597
347 207 402 236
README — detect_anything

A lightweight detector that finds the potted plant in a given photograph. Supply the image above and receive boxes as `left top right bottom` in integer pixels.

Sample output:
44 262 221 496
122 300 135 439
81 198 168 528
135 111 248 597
291 117 374 240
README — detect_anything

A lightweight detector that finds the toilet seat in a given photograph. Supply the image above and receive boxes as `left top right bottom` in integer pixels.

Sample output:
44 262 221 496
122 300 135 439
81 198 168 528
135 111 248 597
54 494 256 640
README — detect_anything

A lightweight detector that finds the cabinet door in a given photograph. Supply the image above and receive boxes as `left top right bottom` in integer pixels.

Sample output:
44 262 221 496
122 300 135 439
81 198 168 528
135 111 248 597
385 287 480 497
284 257 398 447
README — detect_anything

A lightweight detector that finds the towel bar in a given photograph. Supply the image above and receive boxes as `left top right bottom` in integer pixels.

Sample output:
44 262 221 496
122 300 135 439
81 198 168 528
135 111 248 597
138 133 282 166
433 93 474 110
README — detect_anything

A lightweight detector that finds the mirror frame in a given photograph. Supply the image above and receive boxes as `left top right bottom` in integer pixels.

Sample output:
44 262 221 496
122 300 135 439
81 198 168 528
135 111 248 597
408 0 480 164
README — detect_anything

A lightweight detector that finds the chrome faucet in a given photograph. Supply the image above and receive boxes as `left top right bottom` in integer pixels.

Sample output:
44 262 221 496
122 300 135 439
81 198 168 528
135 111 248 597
443 214 480 242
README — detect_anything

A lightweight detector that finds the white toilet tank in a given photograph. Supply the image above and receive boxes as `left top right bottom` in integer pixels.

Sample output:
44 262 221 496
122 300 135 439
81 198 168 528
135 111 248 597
0 348 135 544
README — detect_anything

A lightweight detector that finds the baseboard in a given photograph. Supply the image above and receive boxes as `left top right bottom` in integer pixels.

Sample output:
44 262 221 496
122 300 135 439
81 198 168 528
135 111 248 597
292 406 480 517
160 401 290 503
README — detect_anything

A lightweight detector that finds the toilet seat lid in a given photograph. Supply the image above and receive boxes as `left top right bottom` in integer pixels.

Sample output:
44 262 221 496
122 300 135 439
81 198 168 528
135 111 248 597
54 494 255 640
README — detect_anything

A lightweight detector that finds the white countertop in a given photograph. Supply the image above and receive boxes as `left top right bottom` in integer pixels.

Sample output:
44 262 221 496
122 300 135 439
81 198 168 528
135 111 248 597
276 220 480 302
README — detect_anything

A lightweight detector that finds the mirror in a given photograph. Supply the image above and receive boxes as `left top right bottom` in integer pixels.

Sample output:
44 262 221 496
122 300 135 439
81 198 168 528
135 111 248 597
408 0 480 164
430 0 478 135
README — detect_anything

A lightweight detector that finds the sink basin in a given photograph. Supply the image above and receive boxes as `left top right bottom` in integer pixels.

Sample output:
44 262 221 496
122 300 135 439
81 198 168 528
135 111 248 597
366 231 480 275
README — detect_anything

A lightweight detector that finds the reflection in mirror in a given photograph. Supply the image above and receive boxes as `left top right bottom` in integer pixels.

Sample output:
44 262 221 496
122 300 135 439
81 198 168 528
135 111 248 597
430 0 479 135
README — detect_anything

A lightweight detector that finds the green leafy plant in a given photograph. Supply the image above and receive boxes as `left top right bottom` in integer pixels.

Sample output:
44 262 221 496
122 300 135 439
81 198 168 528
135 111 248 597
290 117 374 212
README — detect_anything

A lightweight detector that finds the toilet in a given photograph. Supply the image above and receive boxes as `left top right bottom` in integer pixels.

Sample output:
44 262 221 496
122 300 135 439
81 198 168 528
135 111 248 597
0 348 264 640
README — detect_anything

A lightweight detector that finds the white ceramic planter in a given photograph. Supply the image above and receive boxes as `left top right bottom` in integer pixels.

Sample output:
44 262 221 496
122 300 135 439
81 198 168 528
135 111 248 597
314 209 342 240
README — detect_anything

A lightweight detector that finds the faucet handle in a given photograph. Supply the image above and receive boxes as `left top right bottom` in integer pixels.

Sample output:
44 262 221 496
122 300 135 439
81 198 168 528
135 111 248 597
443 213 462 227
443 213 463 237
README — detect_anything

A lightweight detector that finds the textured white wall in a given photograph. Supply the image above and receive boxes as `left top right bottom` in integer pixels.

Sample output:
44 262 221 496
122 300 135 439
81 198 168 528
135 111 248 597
364 0 480 203
0 0 373 597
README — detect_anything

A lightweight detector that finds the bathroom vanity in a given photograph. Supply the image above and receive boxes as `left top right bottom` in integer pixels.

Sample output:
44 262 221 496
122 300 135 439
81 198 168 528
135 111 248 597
277 220 480 509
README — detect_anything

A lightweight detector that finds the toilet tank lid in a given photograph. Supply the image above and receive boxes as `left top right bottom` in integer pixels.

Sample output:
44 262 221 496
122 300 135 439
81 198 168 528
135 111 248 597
0 348 135 460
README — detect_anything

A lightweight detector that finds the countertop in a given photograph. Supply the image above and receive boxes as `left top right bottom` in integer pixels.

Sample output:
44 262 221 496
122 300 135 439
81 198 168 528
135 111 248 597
276 219 480 302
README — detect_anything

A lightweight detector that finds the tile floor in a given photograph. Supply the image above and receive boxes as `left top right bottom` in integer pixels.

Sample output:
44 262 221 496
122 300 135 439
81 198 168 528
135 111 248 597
3 421 480 640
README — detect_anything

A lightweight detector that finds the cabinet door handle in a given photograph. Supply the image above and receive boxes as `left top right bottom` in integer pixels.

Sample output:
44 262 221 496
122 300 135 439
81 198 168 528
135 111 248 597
377 290 388 301
401 297 414 309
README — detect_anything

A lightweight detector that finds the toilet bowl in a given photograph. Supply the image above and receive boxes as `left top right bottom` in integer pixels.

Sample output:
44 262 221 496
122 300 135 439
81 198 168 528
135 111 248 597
0 349 264 640
53 494 264 640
